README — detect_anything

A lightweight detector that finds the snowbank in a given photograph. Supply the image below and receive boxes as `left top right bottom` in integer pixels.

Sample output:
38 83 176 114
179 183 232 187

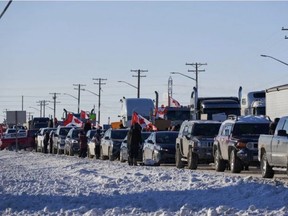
0 150 288 215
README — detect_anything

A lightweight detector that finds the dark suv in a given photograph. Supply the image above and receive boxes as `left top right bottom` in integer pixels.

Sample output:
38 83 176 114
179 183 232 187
213 115 270 173
175 120 221 170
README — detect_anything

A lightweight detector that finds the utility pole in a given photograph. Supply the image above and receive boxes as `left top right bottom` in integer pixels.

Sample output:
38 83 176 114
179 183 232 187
73 84 86 113
93 78 107 125
49 92 60 127
186 62 207 94
282 27 288 39
37 100 49 117
131 69 148 98
168 76 173 107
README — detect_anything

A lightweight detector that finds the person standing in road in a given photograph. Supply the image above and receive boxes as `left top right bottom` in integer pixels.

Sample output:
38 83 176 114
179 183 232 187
43 131 50 154
127 122 142 166
79 130 88 158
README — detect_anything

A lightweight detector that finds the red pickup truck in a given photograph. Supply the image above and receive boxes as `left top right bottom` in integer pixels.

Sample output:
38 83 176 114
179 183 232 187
0 129 38 150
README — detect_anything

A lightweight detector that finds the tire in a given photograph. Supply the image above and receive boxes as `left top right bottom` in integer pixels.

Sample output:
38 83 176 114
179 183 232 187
119 151 125 162
261 152 274 178
95 146 100 159
7 144 16 151
152 152 160 166
187 149 198 170
214 148 226 172
142 151 146 165
108 147 114 161
87 148 92 158
69 148 74 156
230 150 242 173
175 146 184 168
100 147 106 160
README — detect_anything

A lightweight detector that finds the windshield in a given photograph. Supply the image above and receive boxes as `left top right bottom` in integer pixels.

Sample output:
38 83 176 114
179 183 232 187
111 130 129 139
72 130 82 138
141 132 151 141
192 123 221 137
232 123 270 136
165 110 190 121
59 128 72 136
156 132 178 144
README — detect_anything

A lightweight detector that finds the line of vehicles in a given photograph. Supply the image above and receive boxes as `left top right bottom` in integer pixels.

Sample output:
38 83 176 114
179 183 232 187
2 83 288 179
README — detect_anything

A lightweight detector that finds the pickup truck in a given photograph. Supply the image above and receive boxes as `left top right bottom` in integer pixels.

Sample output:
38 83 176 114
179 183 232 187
258 116 288 178
0 129 37 150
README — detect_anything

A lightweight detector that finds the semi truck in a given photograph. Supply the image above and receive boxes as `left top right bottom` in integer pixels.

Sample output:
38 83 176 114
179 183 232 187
119 97 155 128
241 90 266 116
190 87 242 121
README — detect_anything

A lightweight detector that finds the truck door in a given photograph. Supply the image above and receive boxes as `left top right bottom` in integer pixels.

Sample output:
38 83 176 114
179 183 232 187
181 124 191 157
272 120 288 166
219 124 232 160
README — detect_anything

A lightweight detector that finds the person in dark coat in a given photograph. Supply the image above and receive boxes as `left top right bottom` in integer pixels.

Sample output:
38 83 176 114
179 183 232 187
127 122 142 166
43 130 50 154
79 130 88 158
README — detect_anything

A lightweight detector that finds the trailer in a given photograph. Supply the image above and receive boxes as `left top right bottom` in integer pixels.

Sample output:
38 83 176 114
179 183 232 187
265 84 288 120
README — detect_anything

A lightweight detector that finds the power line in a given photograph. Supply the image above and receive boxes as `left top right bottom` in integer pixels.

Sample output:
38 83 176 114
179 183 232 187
0 0 12 20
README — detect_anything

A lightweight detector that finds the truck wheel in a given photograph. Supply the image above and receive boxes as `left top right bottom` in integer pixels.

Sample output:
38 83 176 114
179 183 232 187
187 149 198 170
230 150 242 173
261 153 274 178
119 151 125 162
214 148 226 172
175 146 184 168
69 148 74 156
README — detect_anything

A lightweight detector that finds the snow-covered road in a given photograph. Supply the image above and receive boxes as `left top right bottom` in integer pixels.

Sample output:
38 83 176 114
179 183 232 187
1 150 288 216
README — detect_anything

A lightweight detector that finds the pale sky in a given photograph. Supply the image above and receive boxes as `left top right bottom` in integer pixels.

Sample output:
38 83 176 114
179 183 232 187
0 1 287 125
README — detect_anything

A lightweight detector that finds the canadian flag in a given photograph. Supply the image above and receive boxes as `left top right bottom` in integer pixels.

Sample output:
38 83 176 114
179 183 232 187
64 113 83 127
170 96 181 108
132 112 157 131
80 110 89 119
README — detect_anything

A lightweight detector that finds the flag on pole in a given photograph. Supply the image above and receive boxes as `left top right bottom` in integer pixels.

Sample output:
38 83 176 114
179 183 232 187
169 96 181 107
64 113 83 127
132 112 157 131
80 110 89 119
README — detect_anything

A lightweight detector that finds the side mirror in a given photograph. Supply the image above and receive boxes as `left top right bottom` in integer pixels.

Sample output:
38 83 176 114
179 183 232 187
277 129 287 136
104 136 109 140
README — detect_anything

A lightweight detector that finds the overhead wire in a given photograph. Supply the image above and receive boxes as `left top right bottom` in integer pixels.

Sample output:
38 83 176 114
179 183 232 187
0 0 12 20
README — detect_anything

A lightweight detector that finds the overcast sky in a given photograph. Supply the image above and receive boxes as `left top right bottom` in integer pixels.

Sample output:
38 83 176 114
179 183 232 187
0 1 287 124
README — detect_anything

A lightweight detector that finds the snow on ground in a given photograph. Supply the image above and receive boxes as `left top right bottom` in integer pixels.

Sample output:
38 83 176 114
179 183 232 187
1 150 288 216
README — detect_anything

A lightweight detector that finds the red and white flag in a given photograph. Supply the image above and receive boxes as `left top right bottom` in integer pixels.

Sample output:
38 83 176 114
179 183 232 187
64 113 83 127
170 96 181 107
80 110 89 119
132 112 157 131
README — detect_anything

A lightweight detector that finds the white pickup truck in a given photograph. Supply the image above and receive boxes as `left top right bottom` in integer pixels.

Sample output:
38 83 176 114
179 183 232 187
258 116 288 178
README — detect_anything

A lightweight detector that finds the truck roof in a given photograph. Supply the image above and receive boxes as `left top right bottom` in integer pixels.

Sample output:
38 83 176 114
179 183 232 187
226 115 271 124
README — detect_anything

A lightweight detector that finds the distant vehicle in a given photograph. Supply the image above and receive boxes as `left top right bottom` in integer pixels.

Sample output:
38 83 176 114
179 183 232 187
28 117 50 130
213 115 270 173
0 129 37 150
119 131 152 163
36 127 56 152
87 130 102 159
52 126 74 154
258 116 288 178
100 128 129 161
142 131 179 166
86 129 96 143
190 87 242 121
119 98 154 127
175 120 221 170
241 90 266 116
64 128 83 156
